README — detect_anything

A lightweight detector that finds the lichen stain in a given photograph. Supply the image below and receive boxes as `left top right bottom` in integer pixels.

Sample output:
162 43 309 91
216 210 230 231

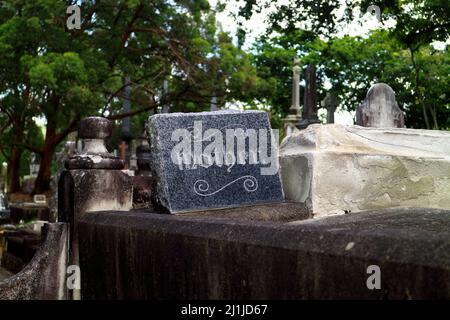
359 157 435 210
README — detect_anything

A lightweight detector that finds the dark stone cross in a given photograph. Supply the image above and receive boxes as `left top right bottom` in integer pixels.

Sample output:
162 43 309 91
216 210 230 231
297 64 321 129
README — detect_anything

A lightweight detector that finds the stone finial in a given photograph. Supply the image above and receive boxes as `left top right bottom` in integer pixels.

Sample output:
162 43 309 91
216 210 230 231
283 58 303 137
65 117 125 170
356 83 405 128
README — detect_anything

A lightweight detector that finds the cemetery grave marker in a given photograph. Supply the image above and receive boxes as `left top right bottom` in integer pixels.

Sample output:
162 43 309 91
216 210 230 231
298 64 321 129
356 83 404 128
147 110 284 213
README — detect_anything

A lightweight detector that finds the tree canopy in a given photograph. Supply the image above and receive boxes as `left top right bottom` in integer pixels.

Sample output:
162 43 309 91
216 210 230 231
0 0 261 193
227 0 449 129
0 0 449 194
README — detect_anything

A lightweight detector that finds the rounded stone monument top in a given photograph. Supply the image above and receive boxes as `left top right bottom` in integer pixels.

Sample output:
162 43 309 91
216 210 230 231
357 82 404 128
366 83 396 98
78 116 112 139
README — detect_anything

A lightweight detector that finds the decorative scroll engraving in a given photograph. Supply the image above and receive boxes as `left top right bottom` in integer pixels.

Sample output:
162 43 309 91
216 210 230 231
194 175 258 197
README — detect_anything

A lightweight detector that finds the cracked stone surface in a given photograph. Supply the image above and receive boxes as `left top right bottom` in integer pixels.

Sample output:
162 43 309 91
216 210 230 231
280 124 450 217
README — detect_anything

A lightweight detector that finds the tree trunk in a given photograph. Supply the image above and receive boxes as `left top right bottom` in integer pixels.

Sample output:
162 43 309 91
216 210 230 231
32 144 55 194
430 106 439 130
8 147 22 193
409 47 430 129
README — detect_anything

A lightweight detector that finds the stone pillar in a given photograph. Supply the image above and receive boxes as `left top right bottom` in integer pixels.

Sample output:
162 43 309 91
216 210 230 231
161 80 171 113
283 58 302 137
58 117 132 300
210 96 218 111
297 64 321 129
356 83 404 128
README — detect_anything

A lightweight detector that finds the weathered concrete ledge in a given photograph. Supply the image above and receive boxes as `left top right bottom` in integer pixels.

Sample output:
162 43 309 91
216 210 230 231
0 223 69 300
280 124 450 217
78 207 450 299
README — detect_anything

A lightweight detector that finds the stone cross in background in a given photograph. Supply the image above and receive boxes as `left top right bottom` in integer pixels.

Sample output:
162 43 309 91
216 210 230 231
321 91 339 124
283 57 302 137
297 64 321 129
356 83 405 128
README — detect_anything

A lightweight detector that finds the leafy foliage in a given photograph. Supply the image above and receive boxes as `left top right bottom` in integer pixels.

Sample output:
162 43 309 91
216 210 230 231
232 0 449 129
0 0 263 192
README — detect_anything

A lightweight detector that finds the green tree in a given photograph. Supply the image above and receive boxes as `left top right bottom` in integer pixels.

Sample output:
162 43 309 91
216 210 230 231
0 0 262 193
244 29 449 129
233 0 449 129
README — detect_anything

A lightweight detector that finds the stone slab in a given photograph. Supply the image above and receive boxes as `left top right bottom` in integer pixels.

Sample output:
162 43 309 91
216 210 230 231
147 111 284 213
280 124 450 217
78 207 450 299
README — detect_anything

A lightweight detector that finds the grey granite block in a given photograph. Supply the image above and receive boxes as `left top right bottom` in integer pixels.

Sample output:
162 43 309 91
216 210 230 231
147 110 284 213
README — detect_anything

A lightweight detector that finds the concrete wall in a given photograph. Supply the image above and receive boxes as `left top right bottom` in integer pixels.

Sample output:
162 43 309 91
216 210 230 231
78 208 450 300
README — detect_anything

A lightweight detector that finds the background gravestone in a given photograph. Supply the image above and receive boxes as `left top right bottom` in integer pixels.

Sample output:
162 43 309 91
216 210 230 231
356 83 405 128
147 110 284 213
297 64 321 129
321 91 339 124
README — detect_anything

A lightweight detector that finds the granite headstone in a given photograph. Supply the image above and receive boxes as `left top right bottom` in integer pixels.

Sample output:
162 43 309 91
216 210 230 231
356 83 405 128
147 110 284 213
